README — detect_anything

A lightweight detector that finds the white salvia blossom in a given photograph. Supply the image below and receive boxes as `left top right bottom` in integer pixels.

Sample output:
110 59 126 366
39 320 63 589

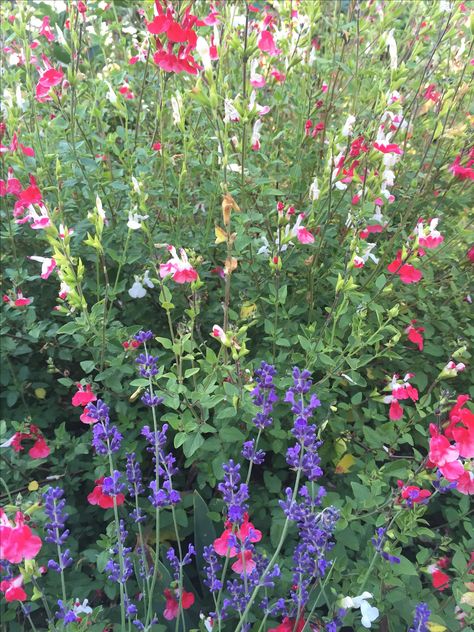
73 599 93 616
15 85 26 111
228 163 243 173
171 92 183 126
341 114 356 137
385 29 398 70
128 271 153 298
439 0 452 12
55 25 67 46
104 81 117 105
131 176 141 194
341 592 379 629
383 169 395 186
127 212 149 230
309 177 320 201
200 615 213 632
251 119 263 148
196 36 212 71
95 195 105 220
213 24 220 48
361 242 379 265
128 277 146 299
224 98 240 123
143 270 154 289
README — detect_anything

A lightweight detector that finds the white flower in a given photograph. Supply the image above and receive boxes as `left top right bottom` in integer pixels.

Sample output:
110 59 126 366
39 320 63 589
96 195 106 220
131 176 141 194
196 36 212 71
104 80 117 105
73 598 93 616
224 98 240 123
341 114 356 137
128 277 146 299
385 29 398 70
143 270 154 289
127 212 148 230
309 177 320 201
171 92 183 126
251 119 263 148
341 592 379 629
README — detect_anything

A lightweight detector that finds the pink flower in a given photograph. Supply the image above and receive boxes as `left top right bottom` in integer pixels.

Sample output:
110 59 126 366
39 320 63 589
231 550 256 575
431 568 450 591
35 66 64 102
163 588 194 620
0 509 42 564
19 143 35 157
416 218 444 249
456 471 474 495
449 149 474 181
293 214 315 244
29 256 56 279
152 142 162 151
39 16 55 42
0 575 27 602
159 246 198 284
72 383 97 407
359 224 383 239
429 426 459 468
211 325 227 344
257 30 281 56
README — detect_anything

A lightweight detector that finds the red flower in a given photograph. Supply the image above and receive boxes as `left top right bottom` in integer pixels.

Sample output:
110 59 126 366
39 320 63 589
468 246 474 263
387 251 422 284
359 224 383 239
373 141 403 155
87 478 125 509
399 484 431 505
405 321 424 351
0 575 27 602
213 513 262 557
0 509 42 564
28 436 50 459
39 16 55 42
72 383 97 407
449 149 474 181
431 569 450 591
268 616 306 632
3 424 50 459
163 588 194 620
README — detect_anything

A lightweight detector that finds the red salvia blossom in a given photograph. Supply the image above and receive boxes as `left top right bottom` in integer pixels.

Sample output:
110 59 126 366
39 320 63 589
268 616 307 632
257 30 281 56
405 321 424 351
431 568 450 591
359 224 383 239
213 513 262 557
0 509 42 563
0 574 27 602
163 587 194 620
449 148 474 181
373 141 403 155
387 251 423 284
1 424 50 459
87 478 125 508
3 290 33 307
71 383 97 407
39 16 55 42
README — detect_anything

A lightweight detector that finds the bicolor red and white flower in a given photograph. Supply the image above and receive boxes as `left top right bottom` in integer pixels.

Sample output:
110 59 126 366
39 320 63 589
29 255 56 279
159 246 198 283
163 587 194 620
384 374 418 421
416 218 444 249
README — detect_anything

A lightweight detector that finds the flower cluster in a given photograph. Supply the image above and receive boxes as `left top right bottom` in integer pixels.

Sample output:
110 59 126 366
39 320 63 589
43 486 73 572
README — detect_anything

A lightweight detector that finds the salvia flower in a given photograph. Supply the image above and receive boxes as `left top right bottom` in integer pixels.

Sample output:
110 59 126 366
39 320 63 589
0 508 42 563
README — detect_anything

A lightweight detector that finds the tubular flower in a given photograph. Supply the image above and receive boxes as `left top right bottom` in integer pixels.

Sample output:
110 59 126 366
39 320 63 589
1 424 50 459
0 509 42 564
71 383 97 407
159 245 198 283
0 575 27 602
163 587 194 620
87 477 125 509
405 321 424 351
387 250 422 284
